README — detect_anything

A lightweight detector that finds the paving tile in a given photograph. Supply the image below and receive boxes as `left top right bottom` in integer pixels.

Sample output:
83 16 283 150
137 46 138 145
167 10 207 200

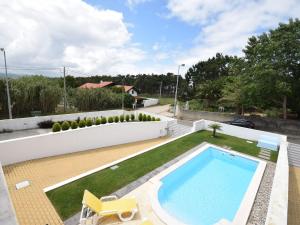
3 137 168 225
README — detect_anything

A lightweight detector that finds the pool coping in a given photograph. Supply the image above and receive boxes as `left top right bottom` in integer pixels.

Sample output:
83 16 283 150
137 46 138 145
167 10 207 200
148 143 267 225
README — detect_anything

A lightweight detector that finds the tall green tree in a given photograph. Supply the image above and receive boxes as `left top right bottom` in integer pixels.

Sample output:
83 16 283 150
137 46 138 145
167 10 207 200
243 18 300 119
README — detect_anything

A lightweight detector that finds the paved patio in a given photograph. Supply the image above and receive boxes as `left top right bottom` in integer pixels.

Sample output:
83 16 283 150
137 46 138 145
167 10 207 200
3 137 169 225
288 166 300 225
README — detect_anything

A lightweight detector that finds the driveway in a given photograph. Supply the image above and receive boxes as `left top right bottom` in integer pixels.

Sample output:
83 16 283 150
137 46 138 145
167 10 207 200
0 128 51 141
142 104 173 117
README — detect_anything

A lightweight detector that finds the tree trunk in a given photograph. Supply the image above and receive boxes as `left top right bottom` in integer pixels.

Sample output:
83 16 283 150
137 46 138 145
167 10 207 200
213 129 216 137
283 95 287 119
241 105 244 116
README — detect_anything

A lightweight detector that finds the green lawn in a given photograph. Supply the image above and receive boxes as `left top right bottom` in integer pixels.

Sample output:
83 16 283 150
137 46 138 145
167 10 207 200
46 130 273 220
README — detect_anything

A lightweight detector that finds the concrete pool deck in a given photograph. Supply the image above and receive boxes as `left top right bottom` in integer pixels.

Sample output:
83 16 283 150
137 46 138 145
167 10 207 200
3 137 169 225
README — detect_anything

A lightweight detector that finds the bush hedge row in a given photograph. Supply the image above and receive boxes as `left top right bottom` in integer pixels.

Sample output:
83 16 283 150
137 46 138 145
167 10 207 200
52 114 161 132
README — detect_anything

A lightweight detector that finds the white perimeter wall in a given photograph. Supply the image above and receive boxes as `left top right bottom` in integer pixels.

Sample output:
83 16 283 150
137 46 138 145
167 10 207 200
0 121 167 166
143 98 159 107
265 142 289 225
193 119 287 144
0 110 124 131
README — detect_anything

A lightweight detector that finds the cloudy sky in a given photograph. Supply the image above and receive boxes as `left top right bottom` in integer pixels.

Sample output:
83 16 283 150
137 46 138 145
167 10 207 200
0 0 299 76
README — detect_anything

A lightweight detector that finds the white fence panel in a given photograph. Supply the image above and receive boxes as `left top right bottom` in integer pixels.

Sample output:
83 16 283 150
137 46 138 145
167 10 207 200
0 121 167 166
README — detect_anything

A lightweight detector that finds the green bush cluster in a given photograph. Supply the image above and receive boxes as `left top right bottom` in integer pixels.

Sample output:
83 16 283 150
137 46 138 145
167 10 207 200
51 113 161 132
52 122 61 132
71 121 78 129
86 118 93 127
78 120 86 128
101 117 107 124
95 118 101 125
114 116 119 123
61 121 70 131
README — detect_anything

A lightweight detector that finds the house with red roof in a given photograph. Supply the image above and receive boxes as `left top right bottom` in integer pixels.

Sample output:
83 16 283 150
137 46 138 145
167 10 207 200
79 81 114 89
78 81 138 97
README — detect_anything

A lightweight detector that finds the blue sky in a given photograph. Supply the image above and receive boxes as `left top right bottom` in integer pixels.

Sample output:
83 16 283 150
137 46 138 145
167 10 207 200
0 0 299 75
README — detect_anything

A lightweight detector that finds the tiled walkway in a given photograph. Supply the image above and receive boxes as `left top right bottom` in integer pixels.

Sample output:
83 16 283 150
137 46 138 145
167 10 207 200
3 137 168 225
288 166 300 225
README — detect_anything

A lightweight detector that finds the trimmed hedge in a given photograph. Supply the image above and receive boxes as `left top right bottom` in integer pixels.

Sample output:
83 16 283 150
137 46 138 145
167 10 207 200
51 114 161 132
86 118 93 127
79 120 86 128
138 113 143 121
108 117 114 123
114 116 119 123
95 118 101 125
71 121 78 129
61 121 70 131
101 117 107 124
52 122 61 132
143 114 147 121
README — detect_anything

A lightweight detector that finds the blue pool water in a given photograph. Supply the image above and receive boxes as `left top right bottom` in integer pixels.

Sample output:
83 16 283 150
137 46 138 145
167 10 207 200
158 147 258 225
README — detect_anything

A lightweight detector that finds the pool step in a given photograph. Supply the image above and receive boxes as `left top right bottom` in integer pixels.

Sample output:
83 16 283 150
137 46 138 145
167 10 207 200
258 149 271 160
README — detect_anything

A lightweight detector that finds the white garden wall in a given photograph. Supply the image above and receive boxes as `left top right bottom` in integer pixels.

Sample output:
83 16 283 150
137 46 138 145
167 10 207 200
0 110 124 131
0 121 167 166
202 120 287 143
265 142 289 225
143 98 159 107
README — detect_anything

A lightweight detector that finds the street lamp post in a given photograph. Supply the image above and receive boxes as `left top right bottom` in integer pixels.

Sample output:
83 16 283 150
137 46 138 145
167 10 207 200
173 64 185 117
0 48 12 119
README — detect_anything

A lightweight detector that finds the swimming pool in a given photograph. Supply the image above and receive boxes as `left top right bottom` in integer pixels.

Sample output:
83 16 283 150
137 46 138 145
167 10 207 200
150 144 266 225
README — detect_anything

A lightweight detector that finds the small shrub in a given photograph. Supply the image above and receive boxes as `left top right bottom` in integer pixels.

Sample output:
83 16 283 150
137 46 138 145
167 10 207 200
131 114 135 121
38 120 54 129
76 117 80 123
147 115 152 121
101 117 107 124
86 118 93 127
108 117 114 123
143 114 147 121
151 116 156 121
61 121 70 131
156 118 161 121
95 117 101 125
138 113 143 121
71 121 78 129
79 120 86 128
52 122 61 132
114 116 119 123
125 115 130 122
120 115 124 122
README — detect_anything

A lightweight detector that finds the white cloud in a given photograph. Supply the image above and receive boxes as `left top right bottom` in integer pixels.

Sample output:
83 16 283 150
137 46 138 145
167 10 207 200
126 0 150 9
0 0 145 75
167 0 300 65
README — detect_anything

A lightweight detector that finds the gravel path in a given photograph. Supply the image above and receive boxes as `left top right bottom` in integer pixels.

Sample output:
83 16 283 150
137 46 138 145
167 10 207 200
247 162 276 225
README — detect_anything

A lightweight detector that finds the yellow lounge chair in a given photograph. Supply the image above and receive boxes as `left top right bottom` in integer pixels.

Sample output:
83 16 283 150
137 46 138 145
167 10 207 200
140 219 154 225
79 190 138 225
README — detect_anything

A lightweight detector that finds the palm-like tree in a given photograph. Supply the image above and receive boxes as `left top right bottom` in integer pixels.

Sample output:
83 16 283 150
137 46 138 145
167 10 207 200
208 123 222 137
